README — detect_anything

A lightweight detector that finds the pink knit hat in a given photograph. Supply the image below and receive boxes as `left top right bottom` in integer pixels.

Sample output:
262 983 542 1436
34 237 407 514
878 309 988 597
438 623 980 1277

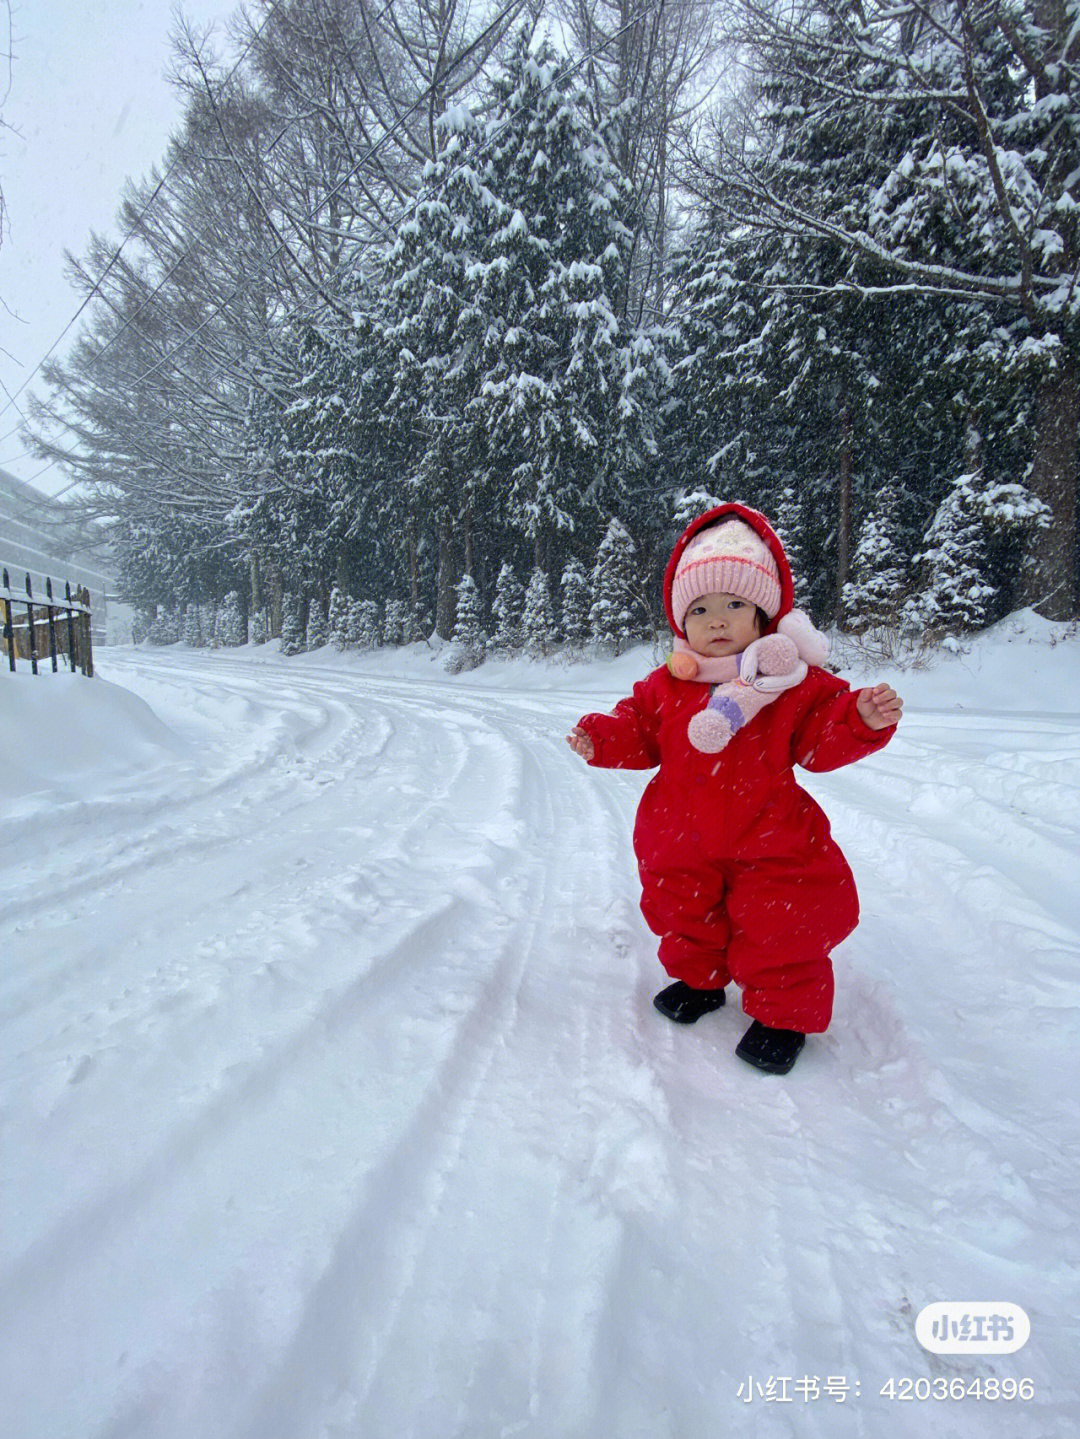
669 517 783 630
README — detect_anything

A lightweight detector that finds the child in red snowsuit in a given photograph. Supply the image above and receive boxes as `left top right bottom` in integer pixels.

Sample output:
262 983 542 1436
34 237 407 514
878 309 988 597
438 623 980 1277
567 504 902 1073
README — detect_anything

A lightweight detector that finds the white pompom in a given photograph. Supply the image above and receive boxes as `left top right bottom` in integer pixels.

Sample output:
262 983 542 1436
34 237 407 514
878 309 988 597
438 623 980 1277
777 609 830 667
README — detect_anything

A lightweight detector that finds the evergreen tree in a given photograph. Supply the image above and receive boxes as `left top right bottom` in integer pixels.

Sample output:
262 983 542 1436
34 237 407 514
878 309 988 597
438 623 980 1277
381 104 491 638
305 598 329 650
772 487 815 611
215 591 246 647
906 475 997 635
183 603 203 647
148 608 181 645
446 573 486 672
200 601 219 649
280 592 305 656
841 486 911 632
406 603 432 644
383 599 410 647
346 599 381 650
328 587 352 650
521 567 557 658
715 0 1079 618
559 557 590 649
670 4 973 619
590 518 645 654
489 562 525 653
908 471 1053 635
464 38 662 567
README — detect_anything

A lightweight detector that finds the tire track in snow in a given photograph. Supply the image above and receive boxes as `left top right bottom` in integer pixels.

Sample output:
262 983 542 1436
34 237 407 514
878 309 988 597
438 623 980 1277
5 656 553 1439
4 688 520 1282
233 715 566 1437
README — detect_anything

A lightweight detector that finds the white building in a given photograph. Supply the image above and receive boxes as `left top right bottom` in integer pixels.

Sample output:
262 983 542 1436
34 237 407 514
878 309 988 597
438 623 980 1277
0 468 135 645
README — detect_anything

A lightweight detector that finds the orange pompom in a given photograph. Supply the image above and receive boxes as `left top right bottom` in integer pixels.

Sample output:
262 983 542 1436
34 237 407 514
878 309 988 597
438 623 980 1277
667 651 699 680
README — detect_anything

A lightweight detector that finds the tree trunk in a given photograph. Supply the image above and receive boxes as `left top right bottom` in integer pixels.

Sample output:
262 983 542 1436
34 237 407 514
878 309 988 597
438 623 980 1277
463 502 474 579
407 520 419 609
266 562 284 638
836 401 853 612
250 552 263 619
435 513 457 639
1024 355 1079 619
654 73 668 317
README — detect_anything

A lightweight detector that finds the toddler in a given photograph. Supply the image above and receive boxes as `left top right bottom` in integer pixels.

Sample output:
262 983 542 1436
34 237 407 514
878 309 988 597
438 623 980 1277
567 504 902 1074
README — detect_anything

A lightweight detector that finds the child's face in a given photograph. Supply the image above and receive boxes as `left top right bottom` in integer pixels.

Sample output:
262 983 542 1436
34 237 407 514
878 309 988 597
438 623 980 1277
684 592 763 658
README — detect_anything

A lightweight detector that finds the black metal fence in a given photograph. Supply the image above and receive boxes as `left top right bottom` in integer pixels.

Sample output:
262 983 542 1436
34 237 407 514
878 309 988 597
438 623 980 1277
2 567 94 677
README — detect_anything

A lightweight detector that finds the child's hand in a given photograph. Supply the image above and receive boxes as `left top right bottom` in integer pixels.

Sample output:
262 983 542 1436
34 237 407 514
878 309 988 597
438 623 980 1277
566 725 595 761
856 683 903 730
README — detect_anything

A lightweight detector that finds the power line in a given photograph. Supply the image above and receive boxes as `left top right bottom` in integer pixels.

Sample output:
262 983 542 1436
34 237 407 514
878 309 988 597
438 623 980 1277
0 0 287 425
22 0 666 492
12 0 515 489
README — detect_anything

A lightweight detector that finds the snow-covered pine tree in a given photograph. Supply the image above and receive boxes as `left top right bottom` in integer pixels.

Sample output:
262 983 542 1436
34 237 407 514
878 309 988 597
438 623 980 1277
521 567 557 658
200 602 218 648
590 519 645 654
559 557 590 650
346 599 381 650
148 608 181 645
328 587 352 649
906 475 998 635
380 103 490 638
183 603 202 647
463 38 660 569
489 562 525 654
908 469 1054 636
669 4 963 620
446 573 486 672
215 591 246 647
383 599 410 647
841 488 911 632
305 598 329 650
772 487 815 611
250 608 269 645
280 592 306 656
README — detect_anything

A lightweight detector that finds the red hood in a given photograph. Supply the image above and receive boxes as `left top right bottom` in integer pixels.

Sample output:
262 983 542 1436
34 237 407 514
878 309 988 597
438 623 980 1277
662 503 794 639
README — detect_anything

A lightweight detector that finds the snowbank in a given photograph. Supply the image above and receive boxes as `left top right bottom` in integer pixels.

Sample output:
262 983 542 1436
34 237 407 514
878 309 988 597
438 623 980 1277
0 670 186 808
836 609 1080 716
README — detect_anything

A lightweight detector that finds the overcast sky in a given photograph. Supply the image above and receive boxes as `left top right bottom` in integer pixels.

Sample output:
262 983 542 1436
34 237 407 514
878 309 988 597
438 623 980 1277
1 0 232 496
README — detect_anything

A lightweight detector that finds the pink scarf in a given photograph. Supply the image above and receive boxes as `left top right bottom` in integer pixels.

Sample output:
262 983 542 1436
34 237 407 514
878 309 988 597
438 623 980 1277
668 611 832 752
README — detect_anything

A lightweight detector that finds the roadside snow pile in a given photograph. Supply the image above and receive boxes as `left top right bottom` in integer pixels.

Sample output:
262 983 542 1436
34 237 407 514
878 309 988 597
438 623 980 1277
0 670 186 808
834 609 1080 714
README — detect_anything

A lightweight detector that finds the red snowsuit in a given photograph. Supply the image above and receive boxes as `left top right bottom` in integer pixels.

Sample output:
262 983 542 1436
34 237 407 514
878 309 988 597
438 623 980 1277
577 505 896 1033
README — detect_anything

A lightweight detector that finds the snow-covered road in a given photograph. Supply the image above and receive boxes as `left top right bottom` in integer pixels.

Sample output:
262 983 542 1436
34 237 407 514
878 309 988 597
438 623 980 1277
3 642 1078 1439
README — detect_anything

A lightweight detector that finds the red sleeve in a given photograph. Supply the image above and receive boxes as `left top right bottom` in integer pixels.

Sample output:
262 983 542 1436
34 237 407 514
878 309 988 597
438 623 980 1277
793 675 897 772
577 673 663 770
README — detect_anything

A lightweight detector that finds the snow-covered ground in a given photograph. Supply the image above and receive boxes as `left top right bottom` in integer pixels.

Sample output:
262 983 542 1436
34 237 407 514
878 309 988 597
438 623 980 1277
3 614 1078 1439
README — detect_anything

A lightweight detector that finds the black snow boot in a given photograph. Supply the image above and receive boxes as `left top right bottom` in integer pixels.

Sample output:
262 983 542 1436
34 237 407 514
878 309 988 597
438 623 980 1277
653 980 726 1024
735 1020 806 1074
